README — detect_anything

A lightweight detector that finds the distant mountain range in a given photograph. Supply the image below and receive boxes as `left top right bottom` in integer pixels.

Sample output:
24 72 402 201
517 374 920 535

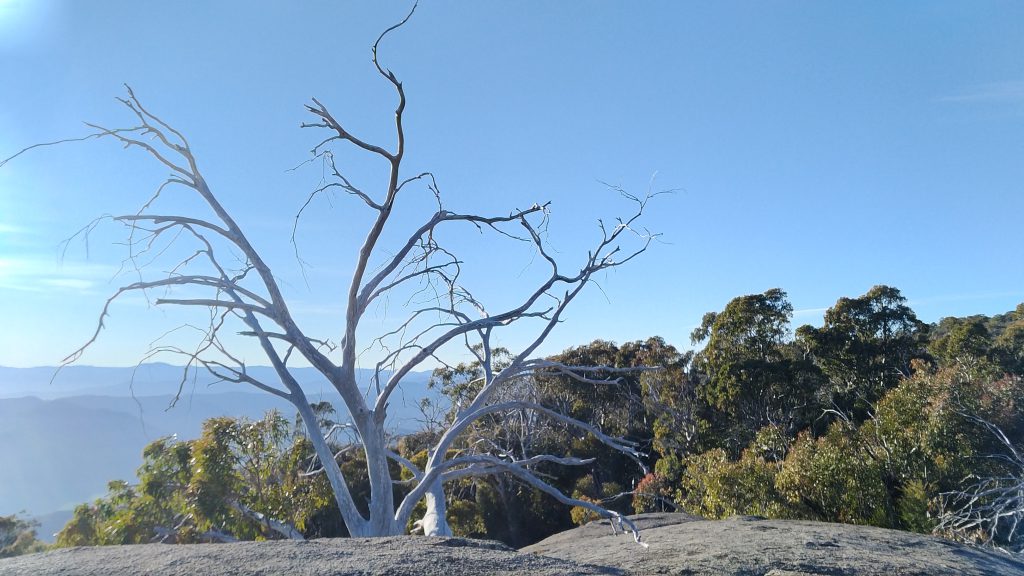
0 362 433 400
0 363 437 541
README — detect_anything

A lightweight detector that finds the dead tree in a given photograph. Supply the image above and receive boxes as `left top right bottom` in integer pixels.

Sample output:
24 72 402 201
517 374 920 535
938 410 1024 553
4 6 658 541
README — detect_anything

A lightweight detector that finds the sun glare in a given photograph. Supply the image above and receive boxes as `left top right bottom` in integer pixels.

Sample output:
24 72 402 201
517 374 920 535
0 0 58 49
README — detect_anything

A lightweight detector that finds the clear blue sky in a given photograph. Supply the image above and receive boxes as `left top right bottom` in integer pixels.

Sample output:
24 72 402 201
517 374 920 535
1 1 1023 369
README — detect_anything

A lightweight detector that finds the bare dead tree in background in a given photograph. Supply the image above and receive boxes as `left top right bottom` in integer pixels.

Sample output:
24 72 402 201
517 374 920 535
3 6 659 541
938 410 1024 553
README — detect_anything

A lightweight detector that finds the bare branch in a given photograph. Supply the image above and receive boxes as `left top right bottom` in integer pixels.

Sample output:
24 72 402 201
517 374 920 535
154 298 270 314
1 131 125 168
418 454 646 546
302 99 395 161
938 409 1024 552
228 500 305 541
19 8 662 539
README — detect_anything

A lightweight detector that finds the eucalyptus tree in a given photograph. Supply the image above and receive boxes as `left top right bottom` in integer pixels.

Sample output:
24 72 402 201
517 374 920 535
4 7 657 540
796 285 928 419
690 289 821 450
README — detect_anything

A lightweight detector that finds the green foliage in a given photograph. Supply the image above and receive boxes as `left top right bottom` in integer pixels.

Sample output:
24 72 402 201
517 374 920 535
569 495 602 526
751 424 790 464
189 417 243 537
420 337 673 546
409 298 1019 547
54 504 100 548
994 305 1024 374
676 446 796 520
897 479 935 534
690 289 823 451
674 426 797 520
929 318 995 373
776 426 891 527
568 476 625 525
933 303 1024 375
50 294 1024 550
428 346 513 410
690 288 793 415
796 285 928 419
674 356 1021 536
56 410 339 546
0 515 46 558
861 368 976 492
445 498 488 537
643 345 702 458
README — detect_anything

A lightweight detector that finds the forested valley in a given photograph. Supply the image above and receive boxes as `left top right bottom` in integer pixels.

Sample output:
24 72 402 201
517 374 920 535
5 285 1022 556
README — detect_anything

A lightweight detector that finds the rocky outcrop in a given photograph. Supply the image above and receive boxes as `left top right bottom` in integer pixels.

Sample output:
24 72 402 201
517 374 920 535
0 536 615 576
523 512 1024 575
2 513 1022 575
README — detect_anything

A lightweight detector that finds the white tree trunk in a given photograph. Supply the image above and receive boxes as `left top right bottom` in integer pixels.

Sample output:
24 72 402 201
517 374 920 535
420 479 453 537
